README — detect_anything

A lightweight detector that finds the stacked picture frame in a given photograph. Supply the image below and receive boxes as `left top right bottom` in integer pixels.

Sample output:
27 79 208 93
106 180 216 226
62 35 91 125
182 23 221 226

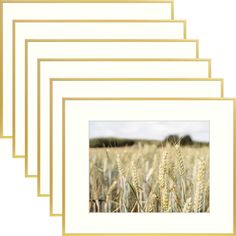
0 0 235 236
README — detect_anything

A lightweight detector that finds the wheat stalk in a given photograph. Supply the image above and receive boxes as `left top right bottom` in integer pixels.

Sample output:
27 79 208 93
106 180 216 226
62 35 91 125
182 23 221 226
175 144 185 176
194 160 206 212
158 151 169 189
131 160 139 192
116 156 125 178
183 198 192 212
161 186 169 212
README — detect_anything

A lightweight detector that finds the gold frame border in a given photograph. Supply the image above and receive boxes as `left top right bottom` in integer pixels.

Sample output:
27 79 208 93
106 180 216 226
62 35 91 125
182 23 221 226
0 3 2 138
48 78 223 216
62 97 236 236
2 0 174 19
0 2 12 138
26 39 199 58
12 19 187 157
0 0 174 137
2 0 174 7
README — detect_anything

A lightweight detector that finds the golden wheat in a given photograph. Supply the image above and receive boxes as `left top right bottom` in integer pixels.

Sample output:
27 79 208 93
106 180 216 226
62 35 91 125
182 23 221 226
89 143 209 213
194 160 206 212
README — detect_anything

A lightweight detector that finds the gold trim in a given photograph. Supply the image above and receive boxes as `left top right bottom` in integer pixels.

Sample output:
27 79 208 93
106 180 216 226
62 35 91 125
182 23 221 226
37 58 41 194
39 58 211 62
38 193 50 197
52 78 223 82
62 96 66 230
184 20 187 39
50 213 63 217
0 3 2 137
62 97 235 236
64 97 235 101
26 39 198 43
13 155 25 159
25 36 29 173
49 78 223 216
26 39 199 61
38 58 212 78
209 59 212 78
12 19 17 157
2 0 174 3
24 36 39 179
221 80 225 97
234 98 236 234
15 19 187 39
25 174 37 178
0 136 13 139
196 40 199 58
14 19 183 23
50 80 56 215
171 0 174 20
0 4 18 139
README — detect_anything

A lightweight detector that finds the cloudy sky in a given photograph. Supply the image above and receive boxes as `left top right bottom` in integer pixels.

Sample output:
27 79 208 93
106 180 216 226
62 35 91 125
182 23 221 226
89 121 210 142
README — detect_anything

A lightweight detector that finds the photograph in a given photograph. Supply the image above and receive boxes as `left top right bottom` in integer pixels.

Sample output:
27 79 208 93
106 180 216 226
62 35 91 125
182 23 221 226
89 121 210 213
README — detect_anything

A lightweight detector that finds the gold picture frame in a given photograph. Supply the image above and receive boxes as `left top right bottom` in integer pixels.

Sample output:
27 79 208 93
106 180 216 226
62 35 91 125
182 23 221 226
12 18 186 159
0 0 174 138
62 97 236 236
47 78 223 216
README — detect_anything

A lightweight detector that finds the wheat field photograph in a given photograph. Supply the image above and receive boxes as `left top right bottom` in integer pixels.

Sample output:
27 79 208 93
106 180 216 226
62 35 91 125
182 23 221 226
89 121 209 213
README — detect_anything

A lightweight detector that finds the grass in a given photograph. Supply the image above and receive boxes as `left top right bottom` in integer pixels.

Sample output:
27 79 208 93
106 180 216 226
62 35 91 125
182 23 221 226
89 142 209 213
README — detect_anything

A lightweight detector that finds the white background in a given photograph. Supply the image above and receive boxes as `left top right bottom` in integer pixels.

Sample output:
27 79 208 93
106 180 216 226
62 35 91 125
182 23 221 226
1 0 236 235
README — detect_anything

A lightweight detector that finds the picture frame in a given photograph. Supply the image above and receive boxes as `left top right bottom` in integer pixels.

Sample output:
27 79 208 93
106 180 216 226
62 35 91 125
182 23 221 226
24 38 199 175
13 19 186 158
62 97 235 235
0 0 174 138
0 1 234 235
49 78 223 216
